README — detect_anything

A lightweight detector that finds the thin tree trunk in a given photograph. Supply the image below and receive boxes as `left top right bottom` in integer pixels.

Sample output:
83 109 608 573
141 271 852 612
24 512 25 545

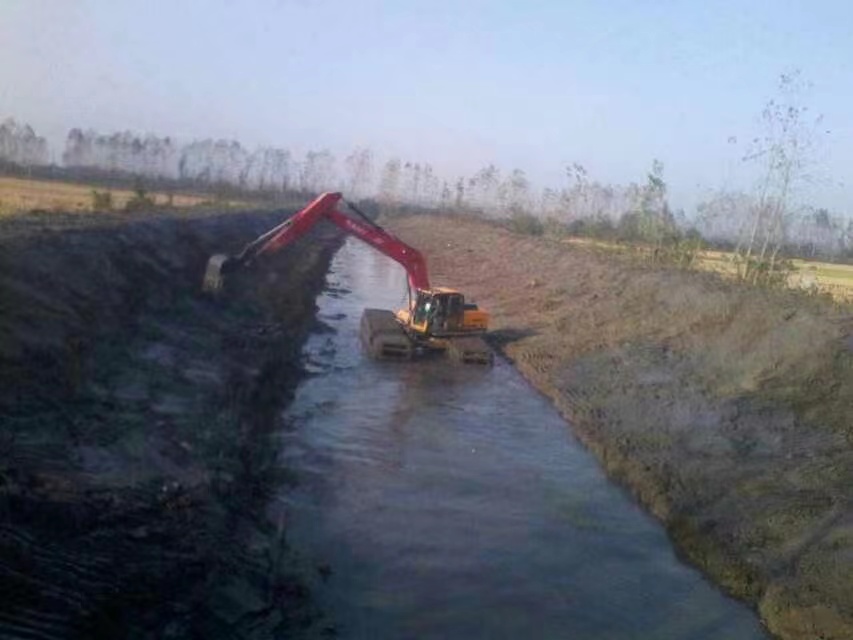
755 162 792 283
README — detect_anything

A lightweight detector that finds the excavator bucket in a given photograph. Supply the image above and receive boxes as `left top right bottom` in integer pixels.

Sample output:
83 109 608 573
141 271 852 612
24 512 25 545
202 254 233 294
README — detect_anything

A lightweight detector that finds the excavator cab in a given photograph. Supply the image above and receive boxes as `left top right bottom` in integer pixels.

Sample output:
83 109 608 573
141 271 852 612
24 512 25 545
410 290 464 335
406 289 487 337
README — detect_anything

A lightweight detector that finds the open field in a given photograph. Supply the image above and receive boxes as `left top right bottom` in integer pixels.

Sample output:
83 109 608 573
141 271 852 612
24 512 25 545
0 176 246 214
565 236 853 303
697 250 853 296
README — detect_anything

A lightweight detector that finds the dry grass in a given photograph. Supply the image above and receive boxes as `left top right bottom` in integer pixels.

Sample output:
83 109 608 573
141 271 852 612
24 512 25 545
698 252 853 302
0 176 244 214
562 237 853 303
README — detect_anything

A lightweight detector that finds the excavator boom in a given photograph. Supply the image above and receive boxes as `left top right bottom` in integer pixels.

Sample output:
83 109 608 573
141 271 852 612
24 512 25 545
203 192 492 364
203 192 429 295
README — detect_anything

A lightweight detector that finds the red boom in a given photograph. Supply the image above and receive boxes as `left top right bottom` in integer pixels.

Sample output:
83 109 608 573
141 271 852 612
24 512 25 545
254 192 430 292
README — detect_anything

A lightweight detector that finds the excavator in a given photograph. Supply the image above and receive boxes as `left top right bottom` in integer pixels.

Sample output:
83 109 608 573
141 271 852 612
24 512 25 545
203 192 492 364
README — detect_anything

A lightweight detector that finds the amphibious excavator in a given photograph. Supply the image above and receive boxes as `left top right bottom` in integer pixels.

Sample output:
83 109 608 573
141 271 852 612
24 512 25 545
203 192 492 364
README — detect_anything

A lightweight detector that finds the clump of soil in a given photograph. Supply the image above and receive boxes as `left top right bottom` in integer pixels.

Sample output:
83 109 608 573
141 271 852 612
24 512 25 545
388 214 853 640
0 208 342 638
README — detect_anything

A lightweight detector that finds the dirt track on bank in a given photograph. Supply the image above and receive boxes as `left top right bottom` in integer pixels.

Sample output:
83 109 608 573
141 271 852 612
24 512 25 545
388 214 853 640
0 208 341 638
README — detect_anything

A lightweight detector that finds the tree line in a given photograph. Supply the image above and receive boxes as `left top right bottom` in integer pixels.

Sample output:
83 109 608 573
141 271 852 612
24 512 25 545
0 119 49 167
2 71 852 268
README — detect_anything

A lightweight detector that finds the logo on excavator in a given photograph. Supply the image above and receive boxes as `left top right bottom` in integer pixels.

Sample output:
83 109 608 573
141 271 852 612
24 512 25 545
343 217 385 245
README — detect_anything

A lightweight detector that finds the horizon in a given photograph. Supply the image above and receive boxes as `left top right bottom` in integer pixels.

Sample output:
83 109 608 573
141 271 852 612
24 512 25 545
2 0 852 215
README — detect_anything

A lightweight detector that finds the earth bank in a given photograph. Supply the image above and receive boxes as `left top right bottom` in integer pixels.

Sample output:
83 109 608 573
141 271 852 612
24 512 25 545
387 214 853 640
0 208 341 638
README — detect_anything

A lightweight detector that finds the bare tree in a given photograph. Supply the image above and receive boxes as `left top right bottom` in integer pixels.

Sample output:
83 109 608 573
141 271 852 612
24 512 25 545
0 119 49 166
696 190 755 244
454 177 466 210
440 180 452 209
344 147 374 199
379 158 402 210
300 149 336 194
468 164 501 215
735 70 827 282
539 187 561 219
420 163 440 207
500 168 531 216
793 207 843 258
559 163 589 221
401 162 423 205
639 158 671 244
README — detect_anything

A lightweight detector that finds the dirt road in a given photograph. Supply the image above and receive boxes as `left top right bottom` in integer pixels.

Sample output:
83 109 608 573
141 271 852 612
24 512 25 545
387 214 853 640
0 208 341 637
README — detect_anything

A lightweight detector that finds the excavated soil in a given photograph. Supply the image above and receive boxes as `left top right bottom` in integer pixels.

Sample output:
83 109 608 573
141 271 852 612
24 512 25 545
387 214 853 640
0 208 341 638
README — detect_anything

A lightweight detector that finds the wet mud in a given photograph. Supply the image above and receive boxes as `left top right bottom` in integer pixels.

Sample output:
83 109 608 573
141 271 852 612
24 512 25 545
0 209 341 638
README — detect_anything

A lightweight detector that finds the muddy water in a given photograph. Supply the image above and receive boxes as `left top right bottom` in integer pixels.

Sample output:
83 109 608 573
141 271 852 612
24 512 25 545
275 239 767 640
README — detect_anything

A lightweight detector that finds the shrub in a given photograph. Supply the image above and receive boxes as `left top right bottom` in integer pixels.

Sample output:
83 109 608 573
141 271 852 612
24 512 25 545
543 217 568 237
509 211 544 236
652 235 705 268
567 216 617 240
733 255 796 288
91 190 113 211
124 186 156 212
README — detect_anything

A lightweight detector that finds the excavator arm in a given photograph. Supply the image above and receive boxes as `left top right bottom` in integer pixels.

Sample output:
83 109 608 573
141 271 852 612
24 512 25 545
203 191 492 364
203 192 429 297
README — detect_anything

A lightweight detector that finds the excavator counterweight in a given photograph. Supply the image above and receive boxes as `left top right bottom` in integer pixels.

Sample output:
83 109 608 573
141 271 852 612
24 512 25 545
204 192 492 364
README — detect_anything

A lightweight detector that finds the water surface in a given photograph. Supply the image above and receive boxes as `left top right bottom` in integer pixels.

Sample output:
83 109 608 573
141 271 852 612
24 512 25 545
275 239 767 639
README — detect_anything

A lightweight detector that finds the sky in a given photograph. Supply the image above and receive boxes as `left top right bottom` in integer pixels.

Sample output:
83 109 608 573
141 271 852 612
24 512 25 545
2 0 853 212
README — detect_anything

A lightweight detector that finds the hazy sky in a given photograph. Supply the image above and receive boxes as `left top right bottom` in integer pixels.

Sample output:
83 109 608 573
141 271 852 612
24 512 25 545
2 0 853 211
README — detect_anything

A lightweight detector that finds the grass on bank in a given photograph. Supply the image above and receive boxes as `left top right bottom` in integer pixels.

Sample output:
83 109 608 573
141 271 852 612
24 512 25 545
555 230 853 303
0 176 248 215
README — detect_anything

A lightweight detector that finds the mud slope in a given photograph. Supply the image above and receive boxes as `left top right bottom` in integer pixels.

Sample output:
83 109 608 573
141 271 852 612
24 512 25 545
0 209 341 638
388 215 853 640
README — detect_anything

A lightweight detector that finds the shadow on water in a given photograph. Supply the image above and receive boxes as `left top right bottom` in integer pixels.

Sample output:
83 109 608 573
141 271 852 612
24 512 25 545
275 239 769 640
486 326 539 347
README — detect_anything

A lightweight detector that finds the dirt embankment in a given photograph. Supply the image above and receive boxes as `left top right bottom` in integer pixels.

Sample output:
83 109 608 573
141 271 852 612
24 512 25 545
0 209 341 638
388 215 853 640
